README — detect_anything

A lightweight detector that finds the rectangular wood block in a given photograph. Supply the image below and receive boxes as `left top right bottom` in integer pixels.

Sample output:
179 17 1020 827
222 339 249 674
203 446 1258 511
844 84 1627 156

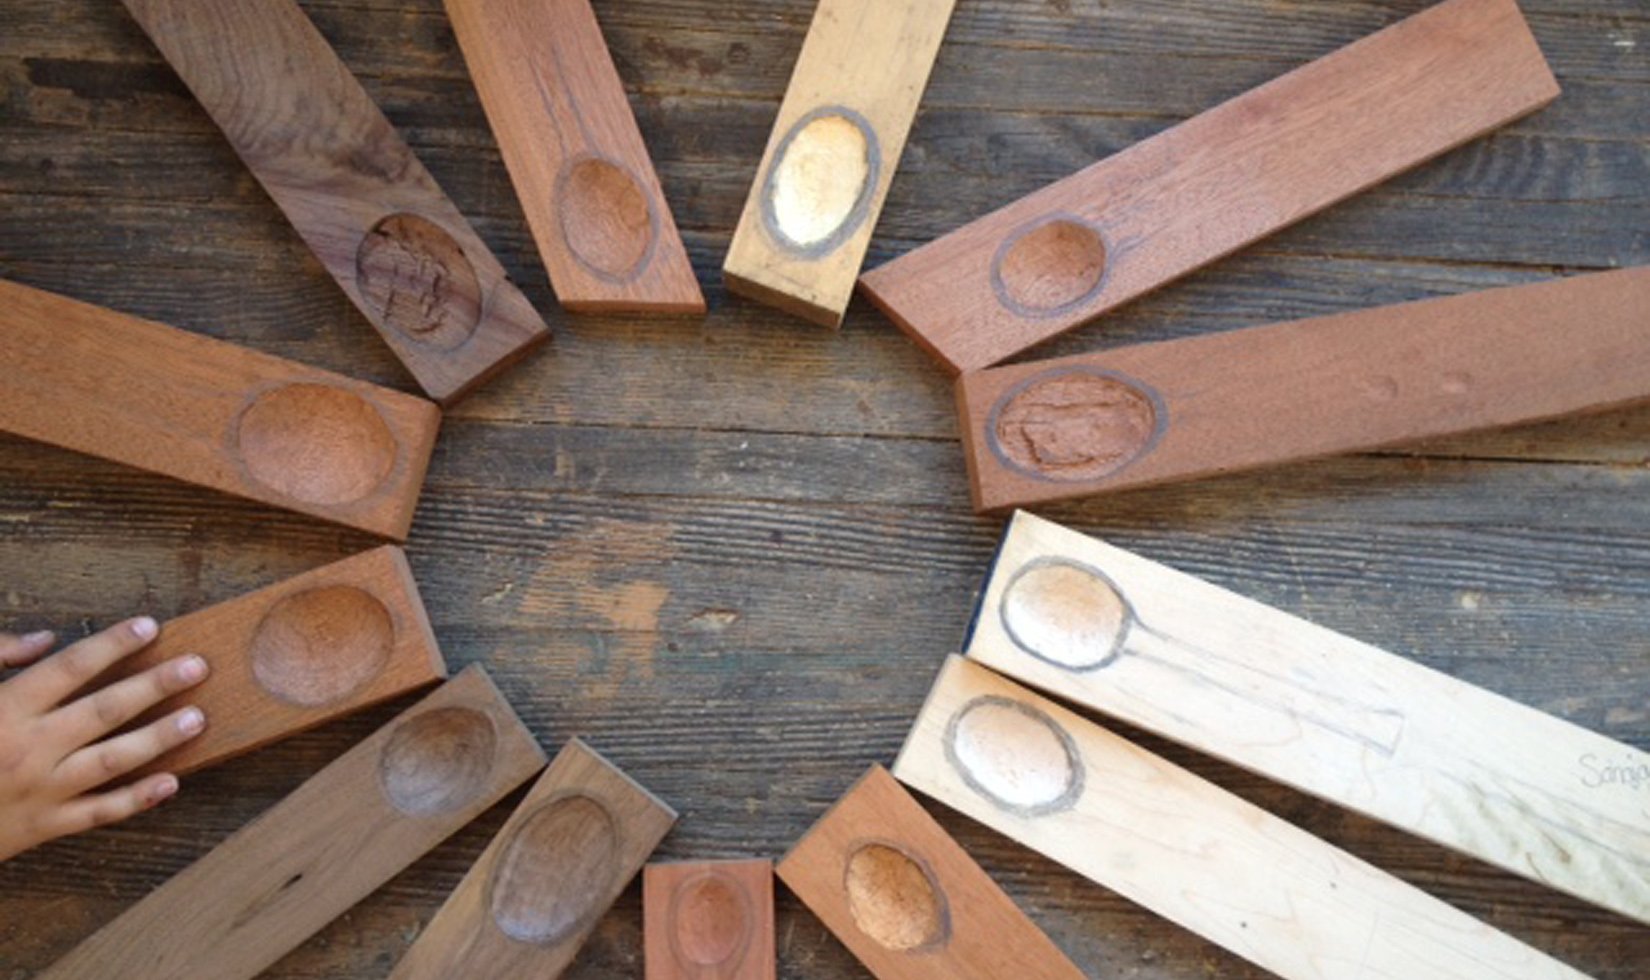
391 737 676 979
777 765 1083 980
94 546 447 778
120 0 551 405
723 0 956 327
644 859 774 980
444 0 705 315
956 267 1650 511
968 511 1650 925
40 665 547 980
858 0 1559 373
0 279 441 540
894 657 1591 980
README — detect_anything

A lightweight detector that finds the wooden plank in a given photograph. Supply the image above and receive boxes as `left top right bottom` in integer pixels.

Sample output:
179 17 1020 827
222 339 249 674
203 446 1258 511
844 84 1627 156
858 0 1560 374
38 665 547 980
118 0 551 406
644 859 774 980
894 657 1593 980
722 0 956 327
0 279 441 540
955 267 1650 511
89 546 447 778
777 765 1084 980
391 737 676 978
967 511 1650 925
443 0 704 315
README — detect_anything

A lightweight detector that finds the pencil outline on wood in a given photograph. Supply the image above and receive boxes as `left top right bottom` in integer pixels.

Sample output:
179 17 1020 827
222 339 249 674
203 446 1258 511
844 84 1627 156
943 695 1085 817
998 556 1408 755
758 105 883 260
983 366 1168 484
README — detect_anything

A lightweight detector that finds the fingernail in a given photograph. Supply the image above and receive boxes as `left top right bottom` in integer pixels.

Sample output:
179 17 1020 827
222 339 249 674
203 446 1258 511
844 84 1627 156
21 630 53 646
131 617 158 641
151 775 179 803
177 708 205 735
177 656 208 683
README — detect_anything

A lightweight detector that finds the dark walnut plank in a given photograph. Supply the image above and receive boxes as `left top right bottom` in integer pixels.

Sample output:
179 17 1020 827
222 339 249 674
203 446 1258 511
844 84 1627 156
1 0 1647 978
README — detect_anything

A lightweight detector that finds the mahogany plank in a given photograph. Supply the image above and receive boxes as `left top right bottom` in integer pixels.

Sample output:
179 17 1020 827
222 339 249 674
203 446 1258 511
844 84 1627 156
858 0 1560 374
645 860 775 980
391 738 676 979
91 546 447 779
955 267 1650 511
0 279 441 539
777 765 1083 980
444 0 704 315
966 511 1650 925
895 658 1592 980
39 666 547 980
723 0 956 327
119 0 551 405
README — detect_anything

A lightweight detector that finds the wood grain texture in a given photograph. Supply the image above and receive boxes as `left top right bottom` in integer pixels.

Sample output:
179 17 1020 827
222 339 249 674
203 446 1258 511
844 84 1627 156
895 657 1593 980
778 765 1083 980
2 0 1646 977
645 859 775 980
95 545 447 778
0 278 441 540
118 0 551 405
969 512 1650 924
392 737 676 979
957 267 1650 511
859 0 1560 373
39 665 546 980
444 0 703 315
723 0 955 327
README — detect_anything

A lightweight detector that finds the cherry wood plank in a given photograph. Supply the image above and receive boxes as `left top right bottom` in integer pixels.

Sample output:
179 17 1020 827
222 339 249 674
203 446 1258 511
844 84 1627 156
723 0 956 327
969 512 1650 925
391 737 676 978
859 0 1559 374
895 657 1592 980
778 765 1084 980
118 0 551 405
956 267 1650 511
645 859 775 980
88 546 447 779
38 665 547 980
0 279 441 540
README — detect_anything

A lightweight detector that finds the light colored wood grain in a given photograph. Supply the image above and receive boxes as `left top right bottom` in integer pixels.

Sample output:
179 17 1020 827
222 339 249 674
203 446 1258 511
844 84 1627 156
859 0 1559 374
645 859 775 980
119 0 551 405
967 511 1650 926
444 0 704 315
39 666 546 980
95 546 447 778
955 267 1650 511
0 279 440 540
391 737 676 979
778 765 1083 980
723 0 955 328
894 657 1593 980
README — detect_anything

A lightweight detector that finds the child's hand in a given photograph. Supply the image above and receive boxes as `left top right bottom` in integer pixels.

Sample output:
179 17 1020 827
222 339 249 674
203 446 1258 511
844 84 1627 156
0 617 209 861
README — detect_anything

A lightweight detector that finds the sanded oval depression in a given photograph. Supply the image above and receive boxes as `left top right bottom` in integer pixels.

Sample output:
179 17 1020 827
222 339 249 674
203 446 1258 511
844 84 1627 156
355 212 481 350
558 157 656 282
989 368 1161 483
1001 559 1131 671
843 842 949 952
378 707 498 816
236 383 398 506
946 696 1083 815
992 216 1107 315
670 870 753 967
249 585 394 706
490 794 620 945
762 107 879 256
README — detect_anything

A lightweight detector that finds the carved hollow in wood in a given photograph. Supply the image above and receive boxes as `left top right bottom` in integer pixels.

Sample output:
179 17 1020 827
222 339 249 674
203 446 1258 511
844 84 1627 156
984 367 1166 483
943 696 1084 817
667 869 757 969
760 105 881 259
488 792 621 944
842 841 950 952
354 212 484 351
378 706 501 816
248 585 395 707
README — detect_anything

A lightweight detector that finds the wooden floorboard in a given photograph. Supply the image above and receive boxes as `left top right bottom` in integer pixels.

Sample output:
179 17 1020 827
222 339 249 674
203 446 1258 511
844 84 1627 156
2 0 1646 977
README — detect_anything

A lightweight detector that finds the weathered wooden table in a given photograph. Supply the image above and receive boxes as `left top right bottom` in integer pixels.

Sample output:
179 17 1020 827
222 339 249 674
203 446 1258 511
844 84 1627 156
2 1 1646 976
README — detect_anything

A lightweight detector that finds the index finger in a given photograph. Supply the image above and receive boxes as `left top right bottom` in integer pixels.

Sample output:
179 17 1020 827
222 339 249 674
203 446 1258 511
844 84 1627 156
9 617 159 709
